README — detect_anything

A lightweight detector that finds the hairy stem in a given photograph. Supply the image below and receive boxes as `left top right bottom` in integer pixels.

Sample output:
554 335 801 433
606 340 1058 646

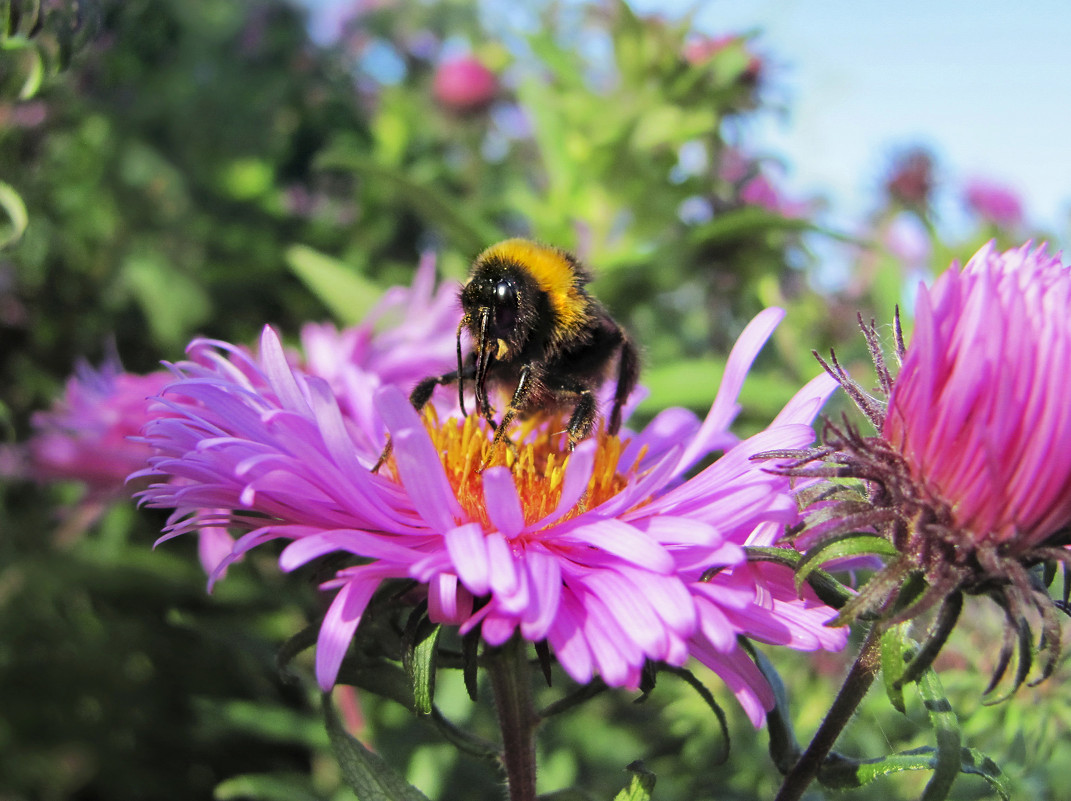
487 636 539 801
774 624 883 801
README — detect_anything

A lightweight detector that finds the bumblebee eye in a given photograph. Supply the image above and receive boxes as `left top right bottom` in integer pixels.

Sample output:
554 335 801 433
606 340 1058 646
491 279 518 336
494 280 516 306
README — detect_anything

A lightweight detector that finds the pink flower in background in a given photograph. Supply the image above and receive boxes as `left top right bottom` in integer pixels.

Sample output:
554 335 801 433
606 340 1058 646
27 355 237 569
739 172 810 218
300 252 460 450
884 148 934 210
963 177 1024 228
433 56 498 112
721 150 810 218
684 33 764 85
884 242 1071 550
135 308 845 726
29 359 171 498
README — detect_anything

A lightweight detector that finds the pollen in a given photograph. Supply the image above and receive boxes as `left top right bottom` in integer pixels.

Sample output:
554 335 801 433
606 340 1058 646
396 408 647 531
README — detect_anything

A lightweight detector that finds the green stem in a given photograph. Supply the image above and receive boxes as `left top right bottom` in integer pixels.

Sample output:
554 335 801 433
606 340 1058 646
774 624 883 801
487 636 539 801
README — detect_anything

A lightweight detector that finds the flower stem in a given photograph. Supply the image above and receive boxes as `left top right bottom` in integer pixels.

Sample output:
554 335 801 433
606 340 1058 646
774 624 883 801
487 636 539 801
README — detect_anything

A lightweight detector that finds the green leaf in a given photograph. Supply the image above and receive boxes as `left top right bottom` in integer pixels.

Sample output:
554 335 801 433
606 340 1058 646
197 698 328 750
285 244 383 326
743 546 853 610
795 533 897 595
955 749 1011 800
214 772 326 801
612 761 656 801
689 206 812 245
880 623 909 714
818 664 1009 800
0 180 28 249
402 609 441 716
276 622 319 679
1 36 45 99
323 694 432 801
121 251 211 346
658 665 729 764
820 746 1008 799
747 644 800 773
635 357 724 413
315 148 498 254
916 662 961 801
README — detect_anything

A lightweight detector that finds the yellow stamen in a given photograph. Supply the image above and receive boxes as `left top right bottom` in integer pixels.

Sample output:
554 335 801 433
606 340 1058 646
387 407 646 531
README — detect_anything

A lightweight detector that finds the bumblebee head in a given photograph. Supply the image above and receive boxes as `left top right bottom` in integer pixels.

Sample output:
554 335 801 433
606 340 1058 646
454 239 591 418
460 263 538 360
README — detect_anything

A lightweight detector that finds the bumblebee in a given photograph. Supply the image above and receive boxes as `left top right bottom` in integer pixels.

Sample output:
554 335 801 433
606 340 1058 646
378 239 639 471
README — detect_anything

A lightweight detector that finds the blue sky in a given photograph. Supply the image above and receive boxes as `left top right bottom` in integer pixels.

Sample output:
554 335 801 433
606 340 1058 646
299 0 1071 239
649 0 1071 238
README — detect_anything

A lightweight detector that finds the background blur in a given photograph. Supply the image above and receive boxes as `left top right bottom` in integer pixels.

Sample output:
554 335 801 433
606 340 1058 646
2 1 1069 799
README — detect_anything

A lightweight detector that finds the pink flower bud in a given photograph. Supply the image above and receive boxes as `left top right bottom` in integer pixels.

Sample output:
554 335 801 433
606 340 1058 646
432 56 497 113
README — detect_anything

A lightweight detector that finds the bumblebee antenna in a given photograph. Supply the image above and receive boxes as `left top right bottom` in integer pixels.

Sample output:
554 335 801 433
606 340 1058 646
456 315 469 416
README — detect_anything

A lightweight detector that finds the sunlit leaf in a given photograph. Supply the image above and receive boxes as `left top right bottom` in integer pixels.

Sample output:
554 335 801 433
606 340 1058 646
324 695 431 801
612 761 656 801
214 772 325 801
0 180 28 248
285 244 382 326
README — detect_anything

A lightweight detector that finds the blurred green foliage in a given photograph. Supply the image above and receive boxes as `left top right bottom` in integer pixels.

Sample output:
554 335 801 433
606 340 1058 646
1 0 1065 799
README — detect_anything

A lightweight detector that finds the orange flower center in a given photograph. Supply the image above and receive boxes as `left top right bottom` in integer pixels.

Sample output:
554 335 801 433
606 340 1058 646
405 408 647 530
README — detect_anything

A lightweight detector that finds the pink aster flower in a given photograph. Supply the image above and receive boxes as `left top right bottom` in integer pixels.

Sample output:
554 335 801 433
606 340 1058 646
29 357 172 498
884 242 1071 549
135 308 845 727
963 177 1024 229
789 241 1071 692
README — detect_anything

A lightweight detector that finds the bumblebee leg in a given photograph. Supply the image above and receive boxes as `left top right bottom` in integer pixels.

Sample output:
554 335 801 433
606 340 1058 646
372 363 472 473
565 389 598 450
608 330 640 435
478 365 533 471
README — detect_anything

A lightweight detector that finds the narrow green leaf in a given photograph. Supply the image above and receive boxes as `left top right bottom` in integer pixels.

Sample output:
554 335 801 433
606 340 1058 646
820 746 1009 799
335 658 414 711
2 36 44 99
427 707 500 762
747 644 800 773
612 761 656 801
689 206 812 245
276 622 319 678
314 149 498 253
122 251 211 346
634 357 725 413
795 534 897 594
819 663 1009 800
285 244 382 326
956 748 1011 800
197 698 328 749
402 609 441 716
323 694 431 801
659 665 729 764
0 180 28 248
819 747 939 789
916 664 960 801
462 628 480 701
743 546 854 610
214 772 326 801
880 623 909 714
